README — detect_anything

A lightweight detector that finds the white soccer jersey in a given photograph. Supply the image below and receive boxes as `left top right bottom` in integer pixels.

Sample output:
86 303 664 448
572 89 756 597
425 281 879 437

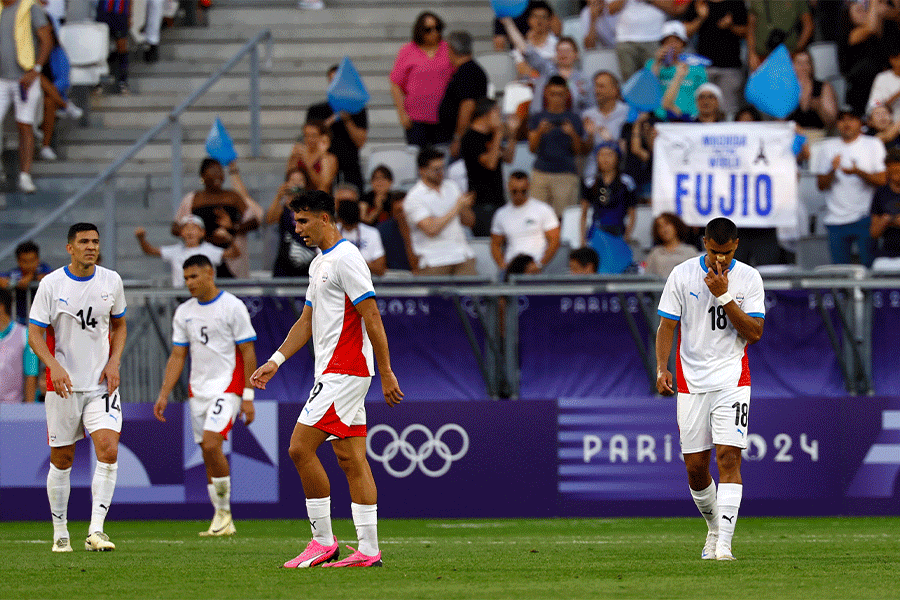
657 256 765 393
29 265 127 392
305 239 375 378
172 290 257 398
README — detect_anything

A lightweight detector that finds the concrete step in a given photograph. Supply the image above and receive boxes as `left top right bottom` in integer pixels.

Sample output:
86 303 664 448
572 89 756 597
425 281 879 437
89 90 396 110
126 72 394 95
91 105 398 129
206 5 497 27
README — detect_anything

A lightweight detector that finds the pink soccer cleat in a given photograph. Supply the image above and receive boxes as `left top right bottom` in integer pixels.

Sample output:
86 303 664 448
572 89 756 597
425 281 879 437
322 545 383 567
282 536 339 568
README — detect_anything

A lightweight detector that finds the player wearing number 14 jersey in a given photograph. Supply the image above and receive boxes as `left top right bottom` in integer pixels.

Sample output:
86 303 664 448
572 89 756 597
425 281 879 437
28 223 127 553
655 217 765 561
154 254 257 537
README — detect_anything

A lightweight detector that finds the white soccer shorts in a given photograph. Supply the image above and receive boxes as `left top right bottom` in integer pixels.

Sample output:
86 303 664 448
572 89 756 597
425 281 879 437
297 372 372 439
190 393 241 444
677 387 751 454
45 389 123 447
0 78 41 125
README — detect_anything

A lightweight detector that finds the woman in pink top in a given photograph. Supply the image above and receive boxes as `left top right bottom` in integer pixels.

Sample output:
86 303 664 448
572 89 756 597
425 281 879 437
390 11 454 148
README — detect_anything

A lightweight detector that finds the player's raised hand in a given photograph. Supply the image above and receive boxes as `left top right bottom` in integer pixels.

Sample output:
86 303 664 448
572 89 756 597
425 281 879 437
703 259 729 297
656 368 674 396
99 361 121 394
154 396 168 422
250 362 278 389
381 369 404 407
239 400 255 425
49 362 73 399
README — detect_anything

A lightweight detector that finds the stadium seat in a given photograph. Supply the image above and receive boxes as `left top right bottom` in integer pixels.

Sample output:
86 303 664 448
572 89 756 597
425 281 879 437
631 203 654 250
808 41 840 82
501 82 533 115
560 204 590 248
470 237 500 279
562 16 583 53
58 21 110 86
364 146 419 191
475 52 518 94
581 48 620 82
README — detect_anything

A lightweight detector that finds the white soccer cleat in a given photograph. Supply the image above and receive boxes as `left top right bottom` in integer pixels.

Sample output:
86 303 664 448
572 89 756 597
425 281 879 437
85 531 115 551
18 172 35 193
51 538 72 552
701 531 718 560
715 543 736 561
199 510 236 537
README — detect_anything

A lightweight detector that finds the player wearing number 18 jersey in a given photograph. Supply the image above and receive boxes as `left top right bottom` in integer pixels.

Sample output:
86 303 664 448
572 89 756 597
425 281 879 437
154 254 257 537
28 223 127 553
655 217 765 562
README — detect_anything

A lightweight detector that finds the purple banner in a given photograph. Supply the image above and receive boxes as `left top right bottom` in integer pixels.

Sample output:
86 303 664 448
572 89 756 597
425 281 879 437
871 290 900 395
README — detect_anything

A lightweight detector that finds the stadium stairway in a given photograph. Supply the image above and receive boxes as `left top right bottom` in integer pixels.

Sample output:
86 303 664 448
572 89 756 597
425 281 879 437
0 0 495 279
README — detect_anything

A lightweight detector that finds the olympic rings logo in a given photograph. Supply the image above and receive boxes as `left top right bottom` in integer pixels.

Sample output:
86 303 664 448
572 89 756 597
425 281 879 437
367 424 469 478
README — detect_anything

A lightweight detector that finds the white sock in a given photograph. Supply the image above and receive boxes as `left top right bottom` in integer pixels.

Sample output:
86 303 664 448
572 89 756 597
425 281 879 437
47 464 71 541
210 476 231 512
717 483 743 551
89 461 118 534
351 502 378 556
306 497 333 546
690 481 719 533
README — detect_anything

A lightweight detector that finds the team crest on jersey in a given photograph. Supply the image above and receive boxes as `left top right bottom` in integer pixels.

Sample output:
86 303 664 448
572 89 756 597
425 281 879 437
736 293 744 306
321 272 329 283
101 291 109 301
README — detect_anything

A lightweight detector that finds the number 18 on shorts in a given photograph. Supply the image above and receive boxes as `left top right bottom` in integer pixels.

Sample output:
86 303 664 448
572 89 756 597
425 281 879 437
677 387 751 453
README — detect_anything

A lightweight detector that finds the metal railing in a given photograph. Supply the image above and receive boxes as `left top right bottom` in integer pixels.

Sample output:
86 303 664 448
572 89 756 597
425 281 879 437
0 30 273 268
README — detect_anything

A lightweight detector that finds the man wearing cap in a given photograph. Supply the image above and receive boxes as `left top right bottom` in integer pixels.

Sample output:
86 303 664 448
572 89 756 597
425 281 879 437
135 215 233 287
813 107 887 267
612 0 688 82
663 78 724 123
648 21 708 120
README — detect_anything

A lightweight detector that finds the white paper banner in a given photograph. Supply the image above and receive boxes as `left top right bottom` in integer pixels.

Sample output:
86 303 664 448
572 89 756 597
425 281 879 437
652 122 798 228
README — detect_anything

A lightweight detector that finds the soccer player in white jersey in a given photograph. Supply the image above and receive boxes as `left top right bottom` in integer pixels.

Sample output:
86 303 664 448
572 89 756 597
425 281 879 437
251 189 403 568
153 254 257 536
28 223 127 553
655 217 765 561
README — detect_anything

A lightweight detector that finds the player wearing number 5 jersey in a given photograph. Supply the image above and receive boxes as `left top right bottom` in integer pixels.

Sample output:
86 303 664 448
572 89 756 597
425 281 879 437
28 223 127 553
655 217 765 562
251 190 403 569
153 254 257 537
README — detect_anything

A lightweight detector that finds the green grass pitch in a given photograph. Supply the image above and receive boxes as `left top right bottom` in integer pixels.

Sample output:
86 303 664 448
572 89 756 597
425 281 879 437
1 517 897 599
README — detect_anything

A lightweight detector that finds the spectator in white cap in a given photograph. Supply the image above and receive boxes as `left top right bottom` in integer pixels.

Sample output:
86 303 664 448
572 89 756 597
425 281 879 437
135 215 235 287
650 20 708 120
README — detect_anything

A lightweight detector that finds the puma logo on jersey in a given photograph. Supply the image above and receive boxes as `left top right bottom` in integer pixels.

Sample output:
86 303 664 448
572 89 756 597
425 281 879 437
689 291 700 299
57 298 69 305
722 515 734 523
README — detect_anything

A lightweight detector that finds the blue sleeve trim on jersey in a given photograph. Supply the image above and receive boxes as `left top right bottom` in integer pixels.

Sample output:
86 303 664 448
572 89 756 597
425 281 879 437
352 291 375 305
747 312 765 318
111 308 127 318
29 318 48 328
657 309 680 321
172 341 189 347
305 300 312 307
236 336 257 344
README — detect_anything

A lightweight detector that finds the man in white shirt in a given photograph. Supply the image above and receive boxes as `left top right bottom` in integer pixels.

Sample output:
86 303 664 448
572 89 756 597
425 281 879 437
656 217 765 562
404 147 477 276
334 184 386 276
867 48 900 123
611 0 684 81
490 171 561 272
813 108 887 266
135 215 228 287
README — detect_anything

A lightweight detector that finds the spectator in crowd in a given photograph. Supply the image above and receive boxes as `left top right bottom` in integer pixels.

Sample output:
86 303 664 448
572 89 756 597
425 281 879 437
504 253 541 278
734 104 762 122
437 30 488 156
0 0 51 193
582 70 628 183
746 0 813 73
579 141 637 245
644 212 698 279
135 215 233 287
35 14 83 162
582 0 619 50
682 0 747 116
662 68 723 123
867 46 900 122
490 170 561 272
306 64 368 193
500 16 593 115
0 240 51 323
625 110 658 200
811 0 844 43
510 1 558 77
867 103 900 149
528 75 586 215
814 107 887 266
650 21 707 120
0 287 37 403
492 0 561 51
389 11 454 148
569 246 599 273
96 0 131 93
611 0 686 82
267 168 316 277
837 0 900 115
870 148 900 268
173 158 262 278
360 165 404 225
787 49 839 132
130 0 163 62
460 98 517 236
334 185 387 276
287 120 338 194
404 147 477 275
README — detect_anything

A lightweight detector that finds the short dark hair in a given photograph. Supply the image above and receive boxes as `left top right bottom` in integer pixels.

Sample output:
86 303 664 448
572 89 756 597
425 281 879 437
734 105 762 122
472 97 497 121
417 146 445 169
371 164 394 181
546 74 568 88
182 254 214 271
885 148 900 165
557 36 579 53
0 287 11 316
527 0 553 18
15 240 39 257
509 170 529 182
199 157 222 177
289 189 336 218
68 222 98 243
412 11 445 45
652 212 689 246
704 217 738 245
327 64 339 77
569 246 599 270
